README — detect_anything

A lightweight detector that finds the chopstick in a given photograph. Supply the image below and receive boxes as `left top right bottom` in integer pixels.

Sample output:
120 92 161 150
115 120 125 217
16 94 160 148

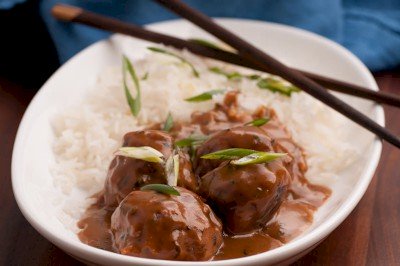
155 0 400 149
51 4 400 108
51 3 400 149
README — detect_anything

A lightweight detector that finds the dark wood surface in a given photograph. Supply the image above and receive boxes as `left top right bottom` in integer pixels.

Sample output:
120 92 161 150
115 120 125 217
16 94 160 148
0 71 399 266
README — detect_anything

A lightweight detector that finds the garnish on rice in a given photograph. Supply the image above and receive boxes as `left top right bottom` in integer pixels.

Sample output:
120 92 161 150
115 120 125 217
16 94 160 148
122 55 141 116
188 38 225 50
209 66 300 96
257 77 300 96
185 89 225 102
244 117 270 127
209 67 242 80
148 46 199 77
163 112 174 132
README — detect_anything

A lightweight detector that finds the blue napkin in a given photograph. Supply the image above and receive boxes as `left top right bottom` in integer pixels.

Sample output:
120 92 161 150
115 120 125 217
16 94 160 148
3 0 400 71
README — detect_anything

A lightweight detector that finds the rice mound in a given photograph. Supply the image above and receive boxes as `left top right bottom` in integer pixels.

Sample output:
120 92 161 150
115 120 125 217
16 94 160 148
51 47 358 232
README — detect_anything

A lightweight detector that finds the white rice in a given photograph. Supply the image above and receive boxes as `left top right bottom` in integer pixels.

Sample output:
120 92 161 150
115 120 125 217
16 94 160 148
51 47 358 232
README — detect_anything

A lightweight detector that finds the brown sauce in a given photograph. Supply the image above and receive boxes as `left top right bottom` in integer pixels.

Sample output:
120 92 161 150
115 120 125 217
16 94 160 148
78 201 113 251
78 91 331 260
215 232 283 260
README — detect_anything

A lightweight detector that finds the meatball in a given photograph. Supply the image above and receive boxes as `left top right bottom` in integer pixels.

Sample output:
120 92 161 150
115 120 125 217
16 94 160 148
260 119 307 176
195 125 290 234
194 126 275 178
199 161 290 234
103 130 196 206
103 130 172 206
110 187 223 261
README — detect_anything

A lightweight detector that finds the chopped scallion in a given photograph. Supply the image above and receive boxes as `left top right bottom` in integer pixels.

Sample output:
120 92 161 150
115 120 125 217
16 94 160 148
141 184 180 196
244 118 270 127
122 55 141 116
163 112 174 132
188 38 225 50
201 148 286 165
175 135 208 148
147 47 199 77
185 89 225 102
115 146 163 163
257 78 300 96
231 152 286 165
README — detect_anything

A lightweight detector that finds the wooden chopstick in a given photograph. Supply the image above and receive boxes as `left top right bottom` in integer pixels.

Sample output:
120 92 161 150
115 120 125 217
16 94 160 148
153 0 400 149
51 3 400 148
51 4 400 107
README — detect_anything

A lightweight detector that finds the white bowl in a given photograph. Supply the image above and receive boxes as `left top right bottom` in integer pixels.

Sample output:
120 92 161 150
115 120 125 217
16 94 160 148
12 19 383 265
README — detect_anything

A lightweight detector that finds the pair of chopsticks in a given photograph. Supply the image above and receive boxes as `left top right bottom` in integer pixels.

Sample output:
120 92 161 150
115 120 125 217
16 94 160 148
51 4 400 108
51 2 400 149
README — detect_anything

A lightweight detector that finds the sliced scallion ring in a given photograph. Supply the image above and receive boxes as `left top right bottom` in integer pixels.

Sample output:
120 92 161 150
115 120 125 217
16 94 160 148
115 146 163 163
141 184 180 196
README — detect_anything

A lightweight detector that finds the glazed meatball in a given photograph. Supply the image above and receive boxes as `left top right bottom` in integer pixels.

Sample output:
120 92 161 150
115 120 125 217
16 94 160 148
199 161 290 234
103 130 172 206
110 187 223 261
195 126 290 234
194 126 275 178
260 119 307 176
103 130 196 206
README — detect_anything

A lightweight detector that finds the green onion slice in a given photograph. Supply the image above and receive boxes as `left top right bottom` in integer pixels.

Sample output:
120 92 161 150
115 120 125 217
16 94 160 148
184 89 225 102
246 74 262 80
147 47 199 77
165 154 180 186
188 38 225 50
141 72 149 80
122 55 141 117
163 112 174 132
175 135 208 148
244 118 270 127
201 148 286 165
257 78 300 96
201 148 257 160
115 146 163 163
209 66 299 97
209 67 242 80
141 184 180 196
209 67 262 81
231 152 286 165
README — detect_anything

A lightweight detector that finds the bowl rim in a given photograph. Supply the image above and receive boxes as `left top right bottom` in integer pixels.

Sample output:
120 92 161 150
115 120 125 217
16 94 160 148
12 18 384 265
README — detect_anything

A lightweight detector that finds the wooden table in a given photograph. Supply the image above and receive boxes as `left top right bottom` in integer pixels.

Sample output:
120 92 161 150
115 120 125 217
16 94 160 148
0 71 399 265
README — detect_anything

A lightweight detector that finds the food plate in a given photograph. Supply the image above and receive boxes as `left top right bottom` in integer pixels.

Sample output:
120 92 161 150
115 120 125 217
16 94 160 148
12 19 383 265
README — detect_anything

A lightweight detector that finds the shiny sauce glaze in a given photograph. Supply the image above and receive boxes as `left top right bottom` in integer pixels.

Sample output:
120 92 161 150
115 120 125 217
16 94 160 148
78 91 331 260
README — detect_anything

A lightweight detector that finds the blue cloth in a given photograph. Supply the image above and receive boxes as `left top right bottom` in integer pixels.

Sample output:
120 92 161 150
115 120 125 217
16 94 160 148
3 0 400 71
